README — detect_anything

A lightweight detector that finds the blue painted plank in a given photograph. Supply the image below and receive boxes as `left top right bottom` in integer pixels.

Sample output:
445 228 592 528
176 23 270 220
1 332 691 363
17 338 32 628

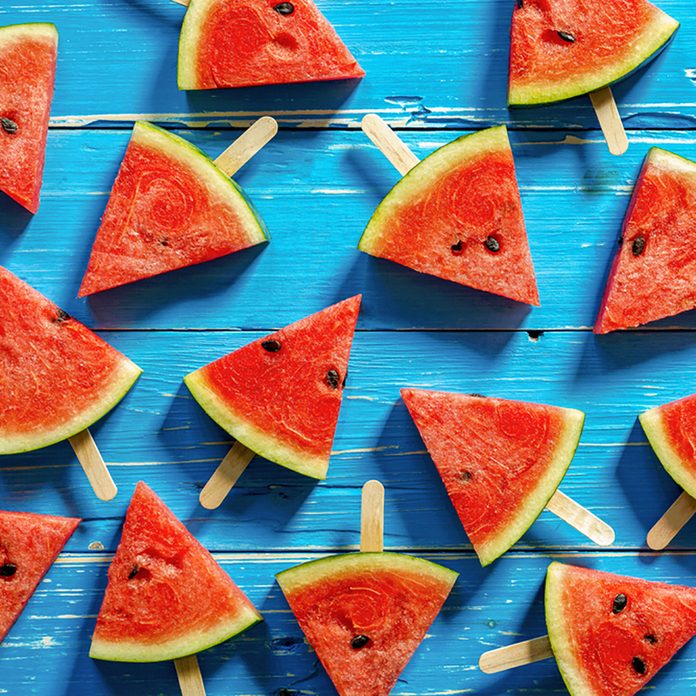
0 0 693 131
4 128 696 331
2 550 696 695
3 329 696 553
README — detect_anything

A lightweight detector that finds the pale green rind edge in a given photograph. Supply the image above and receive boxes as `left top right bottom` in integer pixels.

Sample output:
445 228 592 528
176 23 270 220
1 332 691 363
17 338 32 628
89 603 262 663
276 552 459 595
475 408 586 567
177 0 209 90
359 125 511 255
0 359 142 455
131 121 270 244
545 562 597 696
183 370 329 480
647 146 696 178
508 11 679 106
640 407 696 500
0 23 58 42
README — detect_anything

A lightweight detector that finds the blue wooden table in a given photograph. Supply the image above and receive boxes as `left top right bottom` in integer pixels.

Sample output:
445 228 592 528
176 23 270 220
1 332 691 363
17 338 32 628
2 0 696 693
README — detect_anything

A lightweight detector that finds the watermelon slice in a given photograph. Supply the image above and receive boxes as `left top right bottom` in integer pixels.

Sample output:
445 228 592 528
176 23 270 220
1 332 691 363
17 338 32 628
401 389 585 566
0 511 79 642
359 126 540 306
78 122 268 297
178 0 365 90
595 148 696 334
640 393 696 501
0 23 57 213
546 562 696 696
0 267 142 455
90 482 261 662
184 295 361 480
276 552 458 696
508 0 679 106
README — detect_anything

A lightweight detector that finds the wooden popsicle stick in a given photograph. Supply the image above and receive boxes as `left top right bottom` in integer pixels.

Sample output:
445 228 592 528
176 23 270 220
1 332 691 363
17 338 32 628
174 655 206 696
360 480 385 552
478 635 553 674
589 87 628 156
361 114 420 176
68 430 117 501
214 116 278 177
545 489 615 547
199 441 256 509
647 490 696 550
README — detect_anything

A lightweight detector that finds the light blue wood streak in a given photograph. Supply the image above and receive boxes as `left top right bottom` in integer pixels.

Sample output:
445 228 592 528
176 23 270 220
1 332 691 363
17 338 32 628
2 329 696 553
4 128 696 331
2 550 696 695
0 0 693 131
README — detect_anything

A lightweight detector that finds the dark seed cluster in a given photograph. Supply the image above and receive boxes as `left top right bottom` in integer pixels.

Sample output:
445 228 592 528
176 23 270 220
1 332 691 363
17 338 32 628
557 30 576 43
350 634 370 649
612 593 627 614
262 339 282 352
1 116 18 134
0 563 17 577
451 240 463 254
644 634 657 644
632 236 646 256
128 564 140 580
326 369 341 389
484 236 500 253
632 656 646 675
274 2 295 14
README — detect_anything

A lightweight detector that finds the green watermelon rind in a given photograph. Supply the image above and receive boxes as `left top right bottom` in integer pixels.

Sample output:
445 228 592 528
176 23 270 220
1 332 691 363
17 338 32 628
89 603 262 663
130 121 270 244
184 369 330 480
545 561 596 696
276 551 459 595
475 407 586 567
640 405 696 501
359 125 511 257
508 10 679 106
0 22 58 43
0 358 142 456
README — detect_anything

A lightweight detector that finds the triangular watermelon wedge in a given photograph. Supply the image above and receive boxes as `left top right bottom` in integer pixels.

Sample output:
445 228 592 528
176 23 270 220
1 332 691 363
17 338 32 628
78 122 269 297
595 148 696 333
0 267 142 455
0 23 57 213
185 295 361 480
640 393 696 501
177 0 365 90
0 511 79 642
546 562 696 696
90 482 261 662
508 0 679 106
276 552 458 696
359 126 540 306
401 389 585 566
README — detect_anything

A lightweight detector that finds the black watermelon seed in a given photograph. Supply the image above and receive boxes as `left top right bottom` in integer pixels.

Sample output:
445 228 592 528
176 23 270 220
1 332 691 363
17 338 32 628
644 634 657 644
516 0 523 7
351 634 370 649
128 564 140 580
326 369 341 389
262 339 282 353
617 236 624 247
632 657 646 675
467 393 485 398
557 30 576 43
342 371 348 388
484 236 500 253
612 593 627 614
160 237 169 247
632 236 646 256
461 471 472 481
451 240 463 254
1 117 18 134
53 308 71 323
274 2 295 14
0 563 17 577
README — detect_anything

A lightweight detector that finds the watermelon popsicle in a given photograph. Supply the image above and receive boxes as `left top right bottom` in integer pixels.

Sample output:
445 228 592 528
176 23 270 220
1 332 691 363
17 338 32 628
478 563 696 696
0 267 141 501
508 0 679 155
184 295 361 509
276 480 459 696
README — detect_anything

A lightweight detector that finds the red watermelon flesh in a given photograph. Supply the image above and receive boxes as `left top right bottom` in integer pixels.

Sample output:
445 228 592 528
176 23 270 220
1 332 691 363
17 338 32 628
276 552 458 696
509 0 679 105
79 122 268 297
184 295 361 480
0 511 79 642
178 0 364 90
90 482 261 662
359 126 539 306
0 267 141 455
546 562 696 696
595 148 696 333
0 23 57 213
402 389 585 566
